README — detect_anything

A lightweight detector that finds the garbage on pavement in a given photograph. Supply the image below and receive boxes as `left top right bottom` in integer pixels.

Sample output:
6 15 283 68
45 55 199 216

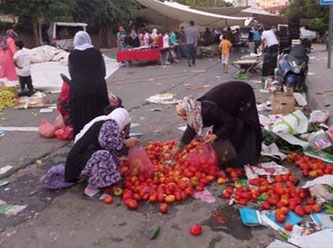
145 93 178 104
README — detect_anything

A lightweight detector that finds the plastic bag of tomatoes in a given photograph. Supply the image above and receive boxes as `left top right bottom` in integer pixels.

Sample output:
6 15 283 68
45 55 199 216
187 144 217 173
128 146 154 179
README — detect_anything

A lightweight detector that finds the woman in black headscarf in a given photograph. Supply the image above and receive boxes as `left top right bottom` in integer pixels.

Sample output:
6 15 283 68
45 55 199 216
174 81 263 168
68 31 110 137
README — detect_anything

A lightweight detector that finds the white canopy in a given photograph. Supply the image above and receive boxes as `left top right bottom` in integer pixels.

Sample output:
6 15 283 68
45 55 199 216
136 0 253 27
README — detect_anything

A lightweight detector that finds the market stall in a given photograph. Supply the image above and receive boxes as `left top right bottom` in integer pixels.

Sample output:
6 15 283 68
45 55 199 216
117 48 161 64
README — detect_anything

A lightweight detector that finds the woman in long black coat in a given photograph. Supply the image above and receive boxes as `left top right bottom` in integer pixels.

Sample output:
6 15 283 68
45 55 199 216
68 31 110 136
175 81 262 168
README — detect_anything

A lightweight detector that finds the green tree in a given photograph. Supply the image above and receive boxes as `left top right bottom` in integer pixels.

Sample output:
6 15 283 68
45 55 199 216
73 0 141 47
0 0 76 46
171 0 232 7
281 0 329 32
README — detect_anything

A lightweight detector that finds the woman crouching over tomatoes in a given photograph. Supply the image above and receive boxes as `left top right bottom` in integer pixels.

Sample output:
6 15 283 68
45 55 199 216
65 108 139 200
173 81 262 168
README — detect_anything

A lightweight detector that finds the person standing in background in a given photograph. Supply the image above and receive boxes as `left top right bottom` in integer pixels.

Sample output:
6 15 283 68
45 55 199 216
178 26 186 59
185 20 199 67
261 27 279 78
68 31 110 137
150 28 158 46
117 26 127 51
13 40 35 96
218 35 232 74
251 26 261 54
143 29 150 46
128 29 140 48
0 29 18 86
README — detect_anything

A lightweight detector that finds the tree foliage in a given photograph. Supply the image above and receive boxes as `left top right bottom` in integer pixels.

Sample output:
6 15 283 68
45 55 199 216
170 0 233 7
0 0 141 46
74 0 140 28
281 0 329 32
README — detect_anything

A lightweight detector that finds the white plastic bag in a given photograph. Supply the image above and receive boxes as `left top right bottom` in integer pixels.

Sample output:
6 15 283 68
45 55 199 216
271 110 309 134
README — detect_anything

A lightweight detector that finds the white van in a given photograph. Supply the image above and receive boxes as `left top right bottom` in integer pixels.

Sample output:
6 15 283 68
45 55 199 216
39 22 87 50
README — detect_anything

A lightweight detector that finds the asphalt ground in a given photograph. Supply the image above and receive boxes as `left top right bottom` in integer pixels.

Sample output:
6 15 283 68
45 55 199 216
0 43 332 247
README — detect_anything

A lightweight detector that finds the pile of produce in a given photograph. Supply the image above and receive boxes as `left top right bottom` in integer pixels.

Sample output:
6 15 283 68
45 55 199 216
115 140 221 211
0 87 18 113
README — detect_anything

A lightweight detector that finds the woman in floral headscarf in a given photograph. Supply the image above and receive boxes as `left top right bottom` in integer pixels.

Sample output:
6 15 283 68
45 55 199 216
175 81 263 168
0 29 18 85
65 108 139 200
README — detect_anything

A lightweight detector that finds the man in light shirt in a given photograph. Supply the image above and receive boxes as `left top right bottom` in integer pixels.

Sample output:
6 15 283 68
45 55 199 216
261 27 279 78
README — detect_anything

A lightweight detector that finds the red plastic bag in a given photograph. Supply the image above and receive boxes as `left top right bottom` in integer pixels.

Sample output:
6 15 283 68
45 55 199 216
39 120 55 138
128 146 153 179
54 114 64 131
55 126 73 140
187 144 218 174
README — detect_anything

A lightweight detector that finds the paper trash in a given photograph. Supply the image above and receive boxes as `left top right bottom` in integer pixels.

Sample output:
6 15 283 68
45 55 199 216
271 110 309 135
288 227 333 248
266 239 297 248
193 188 216 203
0 165 13 175
261 143 288 161
302 175 333 189
309 110 329 124
145 93 177 104
245 162 289 180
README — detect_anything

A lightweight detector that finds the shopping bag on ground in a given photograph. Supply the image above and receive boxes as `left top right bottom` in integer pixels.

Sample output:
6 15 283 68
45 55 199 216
211 139 237 165
128 146 153 179
55 125 73 141
187 144 218 173
39 120 55 138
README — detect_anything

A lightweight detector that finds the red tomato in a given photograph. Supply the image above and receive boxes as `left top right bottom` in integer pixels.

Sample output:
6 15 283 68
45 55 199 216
189 224 202 236
103 195 113 205
159 203 168 213
284 223 293 231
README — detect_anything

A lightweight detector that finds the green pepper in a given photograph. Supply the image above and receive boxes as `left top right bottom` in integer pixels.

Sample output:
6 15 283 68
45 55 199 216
149 226 160 240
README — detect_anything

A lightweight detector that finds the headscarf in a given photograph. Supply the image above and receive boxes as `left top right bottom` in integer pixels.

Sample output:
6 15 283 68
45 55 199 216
108 107 130 132
98 108 131 151
5 29 17 39
73 31 93 51
74 107 130 143
178 96 203 136
0 29 17 50
150 28 158 40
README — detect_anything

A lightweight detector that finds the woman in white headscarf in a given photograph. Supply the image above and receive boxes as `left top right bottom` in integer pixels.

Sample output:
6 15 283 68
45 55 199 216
65 108 139 200
68 31 110 137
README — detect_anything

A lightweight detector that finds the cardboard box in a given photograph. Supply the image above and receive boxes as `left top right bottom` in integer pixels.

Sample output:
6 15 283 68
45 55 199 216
271 88 295 115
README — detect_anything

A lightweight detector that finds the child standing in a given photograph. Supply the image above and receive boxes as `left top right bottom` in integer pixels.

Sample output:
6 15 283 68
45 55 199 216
218 35 232 73
13 40 34 96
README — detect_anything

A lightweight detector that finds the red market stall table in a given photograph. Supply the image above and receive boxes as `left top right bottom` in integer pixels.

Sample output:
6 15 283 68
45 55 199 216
117 48 162 65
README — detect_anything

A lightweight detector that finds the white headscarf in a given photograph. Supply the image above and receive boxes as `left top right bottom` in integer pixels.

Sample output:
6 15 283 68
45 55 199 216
150 28 158 40
73 31 93 51
74 108 130 143
108 108 131 132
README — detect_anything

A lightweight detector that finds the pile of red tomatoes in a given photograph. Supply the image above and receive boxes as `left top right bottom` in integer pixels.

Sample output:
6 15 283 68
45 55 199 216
118 140 221 211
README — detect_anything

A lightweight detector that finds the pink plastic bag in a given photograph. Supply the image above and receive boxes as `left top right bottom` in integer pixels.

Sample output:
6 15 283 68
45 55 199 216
187 144 218 173
54 115 64 131
55 126 73 141
128 146 153 179
39 120 55 138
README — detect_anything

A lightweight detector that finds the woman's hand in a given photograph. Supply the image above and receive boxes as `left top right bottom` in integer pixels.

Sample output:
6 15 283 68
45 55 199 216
125 137 139 148
203 134 217 145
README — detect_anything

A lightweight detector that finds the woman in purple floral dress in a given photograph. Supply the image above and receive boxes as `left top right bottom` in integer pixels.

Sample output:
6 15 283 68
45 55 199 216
65 108 139 199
